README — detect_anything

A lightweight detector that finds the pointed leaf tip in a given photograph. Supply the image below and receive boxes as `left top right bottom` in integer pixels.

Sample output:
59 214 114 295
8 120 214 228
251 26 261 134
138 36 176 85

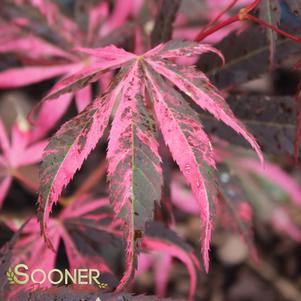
38 97 114 235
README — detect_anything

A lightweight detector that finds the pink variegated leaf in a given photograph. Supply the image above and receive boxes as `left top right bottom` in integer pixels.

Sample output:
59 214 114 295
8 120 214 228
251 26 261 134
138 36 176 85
59 197 121 280
87 2 109 43
14 219 61 273
60 226 112 274
0 219 30 299
136 251 173 298
4 199 118 298
9 124 30 165
107 63 162 290
75 85 92 113
137 253 154 275
19 139 48 166
38 97 114 239
0 120 10 153
0 34 73 60
60 197 122 238
0 175 12 209
143 222 200 300
28 93 73 143
44 54 135 100
0 23 19 44
171 173 199 214
145 40 224 61
36 39 264 281
154 252 173 298
76 45 135 61
99 0 135 36
145 58 263 164
145 66 216 272
5 219 60 298
19 0 80 44
0 64 79 89
60 197 110 220
217 168 257 258
240 158 301 207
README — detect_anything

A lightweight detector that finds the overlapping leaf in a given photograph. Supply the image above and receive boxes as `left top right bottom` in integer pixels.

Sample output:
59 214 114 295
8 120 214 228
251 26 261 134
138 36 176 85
198 27 301 88
5 196 120 298
141 222 200 300
201 95 300 158
0 120 48 208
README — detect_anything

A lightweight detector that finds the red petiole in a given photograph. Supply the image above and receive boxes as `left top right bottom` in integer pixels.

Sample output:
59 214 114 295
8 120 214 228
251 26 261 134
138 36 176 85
195 0 301 44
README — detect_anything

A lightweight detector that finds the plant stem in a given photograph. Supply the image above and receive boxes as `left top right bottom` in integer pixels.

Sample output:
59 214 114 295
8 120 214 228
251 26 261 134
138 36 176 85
195 0 261 42
195 15 239 42
201 0 239 34
195 0 301 45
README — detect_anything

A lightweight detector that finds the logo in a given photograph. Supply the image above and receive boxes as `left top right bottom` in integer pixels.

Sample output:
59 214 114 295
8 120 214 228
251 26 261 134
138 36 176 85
6 264 108 289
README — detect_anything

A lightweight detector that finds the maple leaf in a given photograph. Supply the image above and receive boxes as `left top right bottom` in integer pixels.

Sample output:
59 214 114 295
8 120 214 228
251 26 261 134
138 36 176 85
198 26 301 89
3 198 199 300
0 219 28 301
38 40 262 287
170 170 257 261
4 196 120 298
0 1 138 136
200 94 300 158
0 22 95 115
253 1 301 65
138 222 200 300
0 119 47 208
216 140 301 243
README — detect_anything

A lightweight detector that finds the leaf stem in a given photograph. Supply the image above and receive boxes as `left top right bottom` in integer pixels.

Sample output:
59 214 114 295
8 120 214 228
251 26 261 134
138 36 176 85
195 15 239 42
194 0 301 45
200 0 239 34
